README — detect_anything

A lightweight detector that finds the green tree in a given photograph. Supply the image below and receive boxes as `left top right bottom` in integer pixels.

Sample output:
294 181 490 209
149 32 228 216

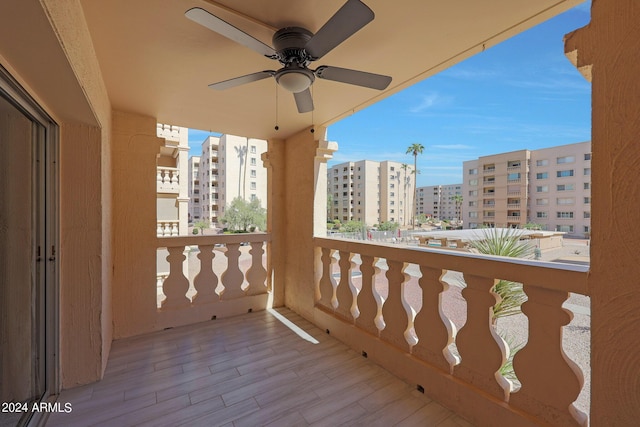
220 197 266 232
416 213 428 226
377 221 399 231
406 143 424 229
523 222 542 230
341 220 365 233
193 219 210 235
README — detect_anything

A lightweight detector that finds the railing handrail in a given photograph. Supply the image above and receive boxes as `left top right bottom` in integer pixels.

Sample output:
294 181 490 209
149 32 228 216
314 236 589 295
158 232 271 248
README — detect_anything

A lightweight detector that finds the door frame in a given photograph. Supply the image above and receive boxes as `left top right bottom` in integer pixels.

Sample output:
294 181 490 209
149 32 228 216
0 64 59 426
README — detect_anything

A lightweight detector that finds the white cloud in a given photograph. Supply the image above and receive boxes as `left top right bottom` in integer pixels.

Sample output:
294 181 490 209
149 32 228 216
409 92 452 113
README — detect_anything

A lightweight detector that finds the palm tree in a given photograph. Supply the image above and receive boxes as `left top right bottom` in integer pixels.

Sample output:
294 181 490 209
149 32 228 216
406 143 424 229
400 163 410 226
451 193 463 222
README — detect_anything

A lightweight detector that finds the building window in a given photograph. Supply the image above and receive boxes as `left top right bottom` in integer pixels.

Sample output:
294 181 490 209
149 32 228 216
250 194 256 201
469 201 477 207
584 153 591 160
557 184 575 191
557 211 574 219
536 185 548 193
557 170 574 178
584 211 591 219
250 145 256 153
557 156 575 164
536 198 549 206
469 168 478 175
557 197 575 205
584 168 591 175
390 166 395 172
250 182 256 190
556 225 574 233
584 182 590 190
469 179 478 186
584 197 591 204
536 159 549 166
507 173 521 180
469 212 478 218
250 157 256 166
390 184 395 188
536 211 548 218
536 172 548 179
250 169 256 177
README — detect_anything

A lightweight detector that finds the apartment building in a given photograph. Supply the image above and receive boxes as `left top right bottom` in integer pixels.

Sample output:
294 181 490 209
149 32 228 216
328 160 414 226
196 134 268 226
187 156 201 223
462 141 591 236
156 124 190 236
416 184 463 220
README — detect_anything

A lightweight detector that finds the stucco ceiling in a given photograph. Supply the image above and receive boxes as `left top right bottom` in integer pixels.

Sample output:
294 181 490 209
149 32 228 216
80 0 582 140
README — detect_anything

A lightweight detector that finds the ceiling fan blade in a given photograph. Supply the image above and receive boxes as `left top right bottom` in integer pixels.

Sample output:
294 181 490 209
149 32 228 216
293 89 314 113
315 66 391 90
305 0 374 60
209 71 275 90
185 8 277 58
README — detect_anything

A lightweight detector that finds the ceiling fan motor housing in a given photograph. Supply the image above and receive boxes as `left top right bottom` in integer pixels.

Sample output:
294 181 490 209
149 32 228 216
272 27 316 92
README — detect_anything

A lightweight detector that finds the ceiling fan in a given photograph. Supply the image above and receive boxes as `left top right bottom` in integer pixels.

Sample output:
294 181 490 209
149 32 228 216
185 0 392 113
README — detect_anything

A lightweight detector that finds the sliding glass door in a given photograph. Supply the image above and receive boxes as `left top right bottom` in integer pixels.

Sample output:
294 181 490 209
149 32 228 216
0 66 58 426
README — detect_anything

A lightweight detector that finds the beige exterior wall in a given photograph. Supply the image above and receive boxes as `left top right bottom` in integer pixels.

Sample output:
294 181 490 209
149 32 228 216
328 160 413 227
529 141 591 235
198 135 268 227
462 143 591 236
463 149 529 229
187 156 201 222
417 184 463 220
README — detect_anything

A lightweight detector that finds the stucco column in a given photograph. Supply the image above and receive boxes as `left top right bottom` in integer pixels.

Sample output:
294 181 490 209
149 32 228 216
266 126 328 319
314 134 339 237
565 0 640 424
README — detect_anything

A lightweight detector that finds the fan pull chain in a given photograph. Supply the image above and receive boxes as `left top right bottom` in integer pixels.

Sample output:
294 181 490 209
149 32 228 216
310 85 315 134
274 82 279 131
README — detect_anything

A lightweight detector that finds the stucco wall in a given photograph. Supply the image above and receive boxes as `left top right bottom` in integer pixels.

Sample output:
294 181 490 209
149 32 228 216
112 110 162 338
565 0 640 423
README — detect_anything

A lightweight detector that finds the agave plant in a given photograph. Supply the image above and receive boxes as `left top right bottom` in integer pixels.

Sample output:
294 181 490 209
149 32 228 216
469 227 533 323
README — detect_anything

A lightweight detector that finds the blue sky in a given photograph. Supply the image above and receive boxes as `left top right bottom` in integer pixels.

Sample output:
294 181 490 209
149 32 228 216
190 1 592 187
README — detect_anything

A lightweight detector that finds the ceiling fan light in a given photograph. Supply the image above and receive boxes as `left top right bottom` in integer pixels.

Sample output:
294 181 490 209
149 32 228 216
276 69 314 93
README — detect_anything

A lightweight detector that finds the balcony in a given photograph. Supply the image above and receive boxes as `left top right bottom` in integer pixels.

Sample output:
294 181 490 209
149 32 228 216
157 167 180 194
49 307 465 426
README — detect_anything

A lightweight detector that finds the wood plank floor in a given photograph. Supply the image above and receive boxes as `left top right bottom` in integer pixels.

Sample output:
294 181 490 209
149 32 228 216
47 308 473 427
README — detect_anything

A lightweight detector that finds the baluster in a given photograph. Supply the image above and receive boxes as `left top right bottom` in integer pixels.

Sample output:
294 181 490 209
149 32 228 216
245 242 267 295
413 266 458 373
317 248 337 310
171 170 179 186
220 243 244 299
161 246 190 309
171 222 178 236
380 260 414 353
192 244 219 304
510 285 587 426
335 251 356 322
157 169 162 186
455 274 509 400
157 222 163 237
355 255 381 336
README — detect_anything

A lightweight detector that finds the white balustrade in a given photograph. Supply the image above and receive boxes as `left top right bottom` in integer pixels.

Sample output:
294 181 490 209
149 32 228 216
314 237 589 426
156 167 180 193
156 220 179 237
156 233 271 329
